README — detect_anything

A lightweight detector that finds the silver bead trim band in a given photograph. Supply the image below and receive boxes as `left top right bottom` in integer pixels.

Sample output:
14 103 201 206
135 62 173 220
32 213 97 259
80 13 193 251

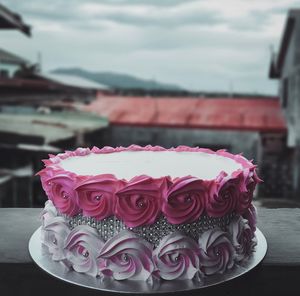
62 213 236 247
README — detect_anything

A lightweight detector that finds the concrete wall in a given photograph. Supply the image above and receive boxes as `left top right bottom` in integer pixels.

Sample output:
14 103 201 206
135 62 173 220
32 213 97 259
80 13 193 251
279 15 300 195
96 125 259 161
280 17 300 148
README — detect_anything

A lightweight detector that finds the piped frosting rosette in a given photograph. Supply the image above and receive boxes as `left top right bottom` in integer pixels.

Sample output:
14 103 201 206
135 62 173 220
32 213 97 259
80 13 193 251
40 200 257 281
38 145 260 221
38 145 260 281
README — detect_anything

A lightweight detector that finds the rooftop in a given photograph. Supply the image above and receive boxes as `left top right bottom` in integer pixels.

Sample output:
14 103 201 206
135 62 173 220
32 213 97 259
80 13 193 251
43 72 111 90
269 9 300 78
0 48 29 65
0 110 108 144
0 3 31 36
84 95 286 132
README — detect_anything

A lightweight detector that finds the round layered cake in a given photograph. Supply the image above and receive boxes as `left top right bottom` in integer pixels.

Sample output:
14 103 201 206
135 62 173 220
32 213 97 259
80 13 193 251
38 145 260 282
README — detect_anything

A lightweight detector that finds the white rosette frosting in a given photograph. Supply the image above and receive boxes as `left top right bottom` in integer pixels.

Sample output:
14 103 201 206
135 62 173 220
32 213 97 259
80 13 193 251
41 217 70 261
199 228 235 275
40 200 58 227
153 232 200 280
98 230 154 281
228 216 257 262
64 225 104 277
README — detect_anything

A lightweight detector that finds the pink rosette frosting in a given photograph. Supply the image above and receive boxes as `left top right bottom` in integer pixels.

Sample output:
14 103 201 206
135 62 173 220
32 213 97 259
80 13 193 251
236 169 257 214
41 215 70 261
75 174 122 220
198 228 235 275
228 216 257 262
98 230 154 281
64 225 104 277
38 167 56 195
45 172 80 216
153 232 200 280
115 176 162 227
242 203 257 232
206 172 242 217
162 176 207 224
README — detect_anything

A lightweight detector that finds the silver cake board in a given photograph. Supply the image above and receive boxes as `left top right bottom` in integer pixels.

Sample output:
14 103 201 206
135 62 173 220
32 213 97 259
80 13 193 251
29 227 267 294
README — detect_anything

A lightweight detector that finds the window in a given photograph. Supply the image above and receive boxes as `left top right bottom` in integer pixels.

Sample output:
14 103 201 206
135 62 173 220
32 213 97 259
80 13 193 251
0 69 9 78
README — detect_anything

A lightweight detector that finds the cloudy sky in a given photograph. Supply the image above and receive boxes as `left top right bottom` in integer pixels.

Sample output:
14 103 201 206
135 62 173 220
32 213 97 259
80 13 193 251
1 0 299 94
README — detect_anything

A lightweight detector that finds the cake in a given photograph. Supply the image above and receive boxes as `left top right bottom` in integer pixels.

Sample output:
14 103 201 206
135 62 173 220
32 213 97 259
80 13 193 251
38 145 260 282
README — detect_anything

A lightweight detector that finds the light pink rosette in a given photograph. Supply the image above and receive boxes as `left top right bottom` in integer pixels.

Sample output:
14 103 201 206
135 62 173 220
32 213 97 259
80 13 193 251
242 203 257 232
41 215 70 261
45 172 80 216
198 228 235 275
64 225 104 277
153 232 200 280
115 176 162 227
98 230 154 281
162 176 207 224
236 169 258 214
206 172 242 217
228 216 257 262
40 200 58 227
75 174 121 220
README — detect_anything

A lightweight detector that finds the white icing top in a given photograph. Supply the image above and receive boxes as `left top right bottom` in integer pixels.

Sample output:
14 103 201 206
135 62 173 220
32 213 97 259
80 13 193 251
59 151 242 180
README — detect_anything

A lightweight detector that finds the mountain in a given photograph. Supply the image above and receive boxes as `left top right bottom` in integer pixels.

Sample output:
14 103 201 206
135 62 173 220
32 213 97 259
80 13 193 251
51 68 183 91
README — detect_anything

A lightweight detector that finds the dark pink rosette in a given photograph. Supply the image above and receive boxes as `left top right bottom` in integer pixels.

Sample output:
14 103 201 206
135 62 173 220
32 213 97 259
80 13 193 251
98 230 154 281
228 216 257 262
41 215 70 261
242 203 257 232
75 174 122 220
45 172 80 217
115 176 162 227
206 172 242 217
198 228 235 275
38 167 56 196
64 225 104 277
162 176 207 224
236 169 258 214
153 232 200 280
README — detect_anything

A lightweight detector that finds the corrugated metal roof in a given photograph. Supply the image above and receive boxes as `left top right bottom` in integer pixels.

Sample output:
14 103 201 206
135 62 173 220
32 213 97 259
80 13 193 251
0 3 31 36
44 72 111 90
84 96 286 132
0 110 109 144
0 48 28 65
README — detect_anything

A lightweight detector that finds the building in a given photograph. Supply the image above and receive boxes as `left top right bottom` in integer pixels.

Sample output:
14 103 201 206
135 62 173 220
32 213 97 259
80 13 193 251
269 9 300 197
0 3 31 36
0 108 108 207
0 4 110 207
84 95 288 198
0 48 30 78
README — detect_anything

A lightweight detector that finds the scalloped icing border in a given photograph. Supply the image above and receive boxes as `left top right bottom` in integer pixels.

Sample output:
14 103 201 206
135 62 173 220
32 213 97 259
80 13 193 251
40 145 258 180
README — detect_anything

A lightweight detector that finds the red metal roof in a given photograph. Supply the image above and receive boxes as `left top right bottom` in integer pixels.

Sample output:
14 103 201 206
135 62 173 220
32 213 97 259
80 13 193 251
84 95 286 132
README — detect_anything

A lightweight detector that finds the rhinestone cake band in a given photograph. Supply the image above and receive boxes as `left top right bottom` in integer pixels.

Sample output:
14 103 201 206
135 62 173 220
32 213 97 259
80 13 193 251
65 212 236 246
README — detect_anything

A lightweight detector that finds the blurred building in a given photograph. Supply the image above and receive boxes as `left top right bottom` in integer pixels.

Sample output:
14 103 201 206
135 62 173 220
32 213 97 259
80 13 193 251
0 4 109 207
84 94 288 198
269 8 300 198
0 3 31 36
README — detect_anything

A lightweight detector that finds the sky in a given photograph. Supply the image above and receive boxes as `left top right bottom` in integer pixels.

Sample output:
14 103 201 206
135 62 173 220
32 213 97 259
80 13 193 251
1 0 299 94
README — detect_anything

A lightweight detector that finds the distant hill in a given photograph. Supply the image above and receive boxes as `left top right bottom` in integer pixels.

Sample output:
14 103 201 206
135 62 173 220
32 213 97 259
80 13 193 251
51 68 183 91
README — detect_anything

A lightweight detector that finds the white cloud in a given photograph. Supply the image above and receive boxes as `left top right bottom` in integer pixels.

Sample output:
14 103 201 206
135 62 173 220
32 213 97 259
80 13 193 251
1 0 299 94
